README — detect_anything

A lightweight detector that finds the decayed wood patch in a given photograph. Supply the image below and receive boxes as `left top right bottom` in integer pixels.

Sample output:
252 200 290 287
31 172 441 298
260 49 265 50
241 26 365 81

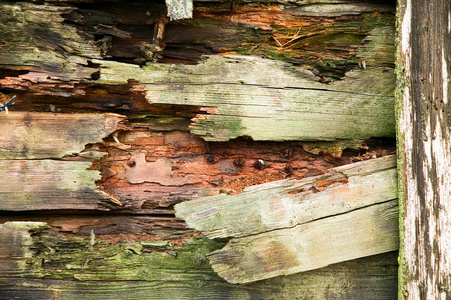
175 155 398 283
0 221 397 299
0 112 125 159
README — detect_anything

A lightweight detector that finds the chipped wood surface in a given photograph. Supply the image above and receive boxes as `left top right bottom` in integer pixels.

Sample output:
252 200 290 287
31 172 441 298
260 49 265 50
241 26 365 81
175 155 398 283
98 55 395 141
175 155 397 239
0 222 397 299
397 0 451 298
0 0 399 297
0 112 124 159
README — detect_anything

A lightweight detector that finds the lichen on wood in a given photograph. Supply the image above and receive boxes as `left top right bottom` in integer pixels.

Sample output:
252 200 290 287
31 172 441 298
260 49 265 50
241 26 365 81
175 155 398 283
0 160 112 211
96 55 395 141
0 221 397 299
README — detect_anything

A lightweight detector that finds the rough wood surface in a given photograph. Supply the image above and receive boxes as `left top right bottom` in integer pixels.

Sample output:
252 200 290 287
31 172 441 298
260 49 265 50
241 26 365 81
0 222 397 299
397 0 451 298
0 0 399 297
176 155 397 238
98 54 395 141
0 1 396 142
0 160 111 211
0 112 124 159
176 156 398 283
209 199 398 283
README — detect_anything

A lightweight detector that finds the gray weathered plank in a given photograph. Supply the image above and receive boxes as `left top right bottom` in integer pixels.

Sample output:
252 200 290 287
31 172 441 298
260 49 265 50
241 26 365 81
175 155 397 239
96 54 395 142
397 0 451 297
208 199 398 284
0 112 124 159
0 160 111 211
0 222 397 299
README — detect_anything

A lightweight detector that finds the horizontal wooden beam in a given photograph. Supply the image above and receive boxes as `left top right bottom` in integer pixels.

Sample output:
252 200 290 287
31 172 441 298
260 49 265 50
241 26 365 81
175 155 398 283
97 54 395 141
0 160 111 211
0 112 124 159
175 155 397 238
0 222 397 299
209 199 398 283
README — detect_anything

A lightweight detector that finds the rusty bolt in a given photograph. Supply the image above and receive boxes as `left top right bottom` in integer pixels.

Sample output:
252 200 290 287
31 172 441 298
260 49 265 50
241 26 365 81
206 155 216 164
127 160 136 167
254 159 268 170
284 165 293 174
233 158 244 166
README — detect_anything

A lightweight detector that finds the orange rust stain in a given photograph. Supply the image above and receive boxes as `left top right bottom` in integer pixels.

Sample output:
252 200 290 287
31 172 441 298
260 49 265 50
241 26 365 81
312 178 348 192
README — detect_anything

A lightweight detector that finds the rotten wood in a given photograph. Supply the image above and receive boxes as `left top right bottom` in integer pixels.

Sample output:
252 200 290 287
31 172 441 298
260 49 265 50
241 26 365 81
175 155 397 239
175 155 398 283
0 221 397 299
97 54 395 141
0 0 400 297
0 112 124 159
397 0 451 298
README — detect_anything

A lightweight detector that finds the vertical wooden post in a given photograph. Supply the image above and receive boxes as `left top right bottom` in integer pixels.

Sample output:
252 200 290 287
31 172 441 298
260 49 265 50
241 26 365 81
397 0 451 298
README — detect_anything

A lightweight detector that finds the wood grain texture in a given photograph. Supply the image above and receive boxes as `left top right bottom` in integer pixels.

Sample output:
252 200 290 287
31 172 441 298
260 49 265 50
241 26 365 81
0 112 124 159
97 55 395 141
397 0 451 298
0 160 110 211
176 156 398 283
175 155 397 238
208 199 398 283
0 222 397 299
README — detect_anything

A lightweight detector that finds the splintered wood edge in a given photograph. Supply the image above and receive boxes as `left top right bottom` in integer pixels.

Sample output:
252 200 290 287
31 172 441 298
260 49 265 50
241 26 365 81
96 54 395 142
174 155 397 239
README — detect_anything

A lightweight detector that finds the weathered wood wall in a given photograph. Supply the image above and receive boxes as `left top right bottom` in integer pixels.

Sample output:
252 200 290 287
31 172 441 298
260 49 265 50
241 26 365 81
397 0 451 298
0 0 398 298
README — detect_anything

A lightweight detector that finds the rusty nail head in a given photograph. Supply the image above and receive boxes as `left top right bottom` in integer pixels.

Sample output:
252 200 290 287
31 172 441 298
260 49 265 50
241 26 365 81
254 159 268 170
233 158 244 166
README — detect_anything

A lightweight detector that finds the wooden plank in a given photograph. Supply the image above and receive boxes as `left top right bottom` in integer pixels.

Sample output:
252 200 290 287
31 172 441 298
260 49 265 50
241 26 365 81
0 160 111 211
0 222 397 299
0 112 124 159
97 54 395 141
397 0 451 298
175 155 397 239
208 199 399 283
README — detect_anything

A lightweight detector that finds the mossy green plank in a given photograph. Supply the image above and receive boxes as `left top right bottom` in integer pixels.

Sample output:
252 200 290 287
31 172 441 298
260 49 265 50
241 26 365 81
0 1 100 79
96 55 395 141
175 155 397 239
0 112 124 159
0 160 109 211
0 222 397 299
